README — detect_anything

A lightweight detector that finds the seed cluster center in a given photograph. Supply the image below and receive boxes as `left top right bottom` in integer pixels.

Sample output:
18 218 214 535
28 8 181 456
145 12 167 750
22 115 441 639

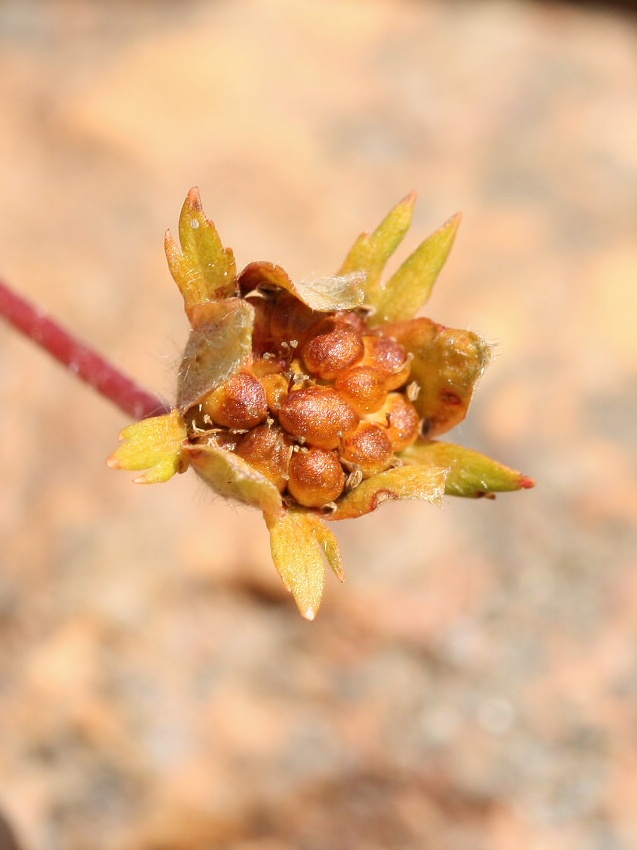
184 291 422 510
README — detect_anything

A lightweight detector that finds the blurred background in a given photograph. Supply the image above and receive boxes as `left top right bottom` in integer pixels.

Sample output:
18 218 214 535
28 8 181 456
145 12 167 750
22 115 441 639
1 1 637 848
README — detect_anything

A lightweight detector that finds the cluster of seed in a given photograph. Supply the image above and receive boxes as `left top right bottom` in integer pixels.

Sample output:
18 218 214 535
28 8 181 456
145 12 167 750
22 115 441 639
184 291 422 511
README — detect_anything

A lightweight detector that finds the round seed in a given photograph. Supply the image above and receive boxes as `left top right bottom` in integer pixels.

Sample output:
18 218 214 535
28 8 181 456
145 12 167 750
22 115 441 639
287 447 346 508
235 425 291 492
302 326 364 381
363 334 411 390
375 393 421 452
334 364 388 414
340 421 394 477
278 386 359 450
201 371 268 430
260 372 289 412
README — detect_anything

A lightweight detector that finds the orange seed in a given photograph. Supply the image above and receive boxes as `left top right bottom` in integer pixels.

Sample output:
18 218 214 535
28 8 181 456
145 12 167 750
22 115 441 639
201 371 268 430
334 364 388 415
363 334 411 390
260 372 289 412
278 386 359 450
236 425 291 492
372 393 421 452
340 421 394 477
302 326 364 381
287 447 346 507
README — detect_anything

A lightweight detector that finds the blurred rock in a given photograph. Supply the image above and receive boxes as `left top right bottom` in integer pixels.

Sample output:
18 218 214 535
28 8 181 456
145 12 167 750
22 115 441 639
1 1 636 848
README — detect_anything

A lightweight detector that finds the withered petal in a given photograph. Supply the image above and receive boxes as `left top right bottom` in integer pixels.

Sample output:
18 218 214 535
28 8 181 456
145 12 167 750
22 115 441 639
238 261 364 312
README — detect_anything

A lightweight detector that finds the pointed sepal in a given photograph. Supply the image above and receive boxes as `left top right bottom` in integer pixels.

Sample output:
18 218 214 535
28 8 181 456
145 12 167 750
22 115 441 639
107 410 188 484
330 465 447 520
401 440 535 498
338 193 415 309
165 187 237 319
266 510 344 620
371 213 461 326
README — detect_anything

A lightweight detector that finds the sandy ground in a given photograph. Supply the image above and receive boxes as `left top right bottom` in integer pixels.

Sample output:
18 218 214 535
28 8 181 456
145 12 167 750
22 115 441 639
1 1 637 848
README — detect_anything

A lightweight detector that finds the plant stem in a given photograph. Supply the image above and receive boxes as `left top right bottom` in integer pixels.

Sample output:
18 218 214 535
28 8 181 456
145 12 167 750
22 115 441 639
0 278 170 420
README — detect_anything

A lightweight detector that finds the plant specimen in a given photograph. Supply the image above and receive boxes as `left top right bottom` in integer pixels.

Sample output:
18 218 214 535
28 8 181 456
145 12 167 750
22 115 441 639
107 189 534 618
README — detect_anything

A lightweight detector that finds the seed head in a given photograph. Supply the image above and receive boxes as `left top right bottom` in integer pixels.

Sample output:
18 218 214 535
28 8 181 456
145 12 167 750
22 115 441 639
109 188 534 619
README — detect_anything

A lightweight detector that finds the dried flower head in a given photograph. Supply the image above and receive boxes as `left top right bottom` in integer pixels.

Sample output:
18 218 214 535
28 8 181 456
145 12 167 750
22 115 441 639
108 189 534 619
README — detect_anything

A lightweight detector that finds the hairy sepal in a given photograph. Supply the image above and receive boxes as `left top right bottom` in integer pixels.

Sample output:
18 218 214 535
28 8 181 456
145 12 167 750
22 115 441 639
338 194 415 309
107 410 188 484
266 510 344 620
402 441 535 498
371 213 461 326
176 298 254 411
165 187 237 316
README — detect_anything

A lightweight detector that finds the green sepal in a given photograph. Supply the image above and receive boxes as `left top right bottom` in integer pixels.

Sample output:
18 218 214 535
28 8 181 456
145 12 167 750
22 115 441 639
164 187 237 317
330 465 447 520
266 510 344 620
371 213 461 326
338 193 415 309
186 440 283 520
107 410 188 484
401 440 535 498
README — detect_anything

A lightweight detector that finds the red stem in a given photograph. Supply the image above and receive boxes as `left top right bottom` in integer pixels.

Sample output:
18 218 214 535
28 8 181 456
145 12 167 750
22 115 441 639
0 278 170 420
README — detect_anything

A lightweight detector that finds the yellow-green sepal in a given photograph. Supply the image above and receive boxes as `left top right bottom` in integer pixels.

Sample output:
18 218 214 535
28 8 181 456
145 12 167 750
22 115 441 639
266 510 344 620
401 440 535 498
371 212 461 326
164 187 237 317
107 410 188 484
338 193 415 309
186 440 283 519
386 318 492 437
176 298 255 410
330 465 447 520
